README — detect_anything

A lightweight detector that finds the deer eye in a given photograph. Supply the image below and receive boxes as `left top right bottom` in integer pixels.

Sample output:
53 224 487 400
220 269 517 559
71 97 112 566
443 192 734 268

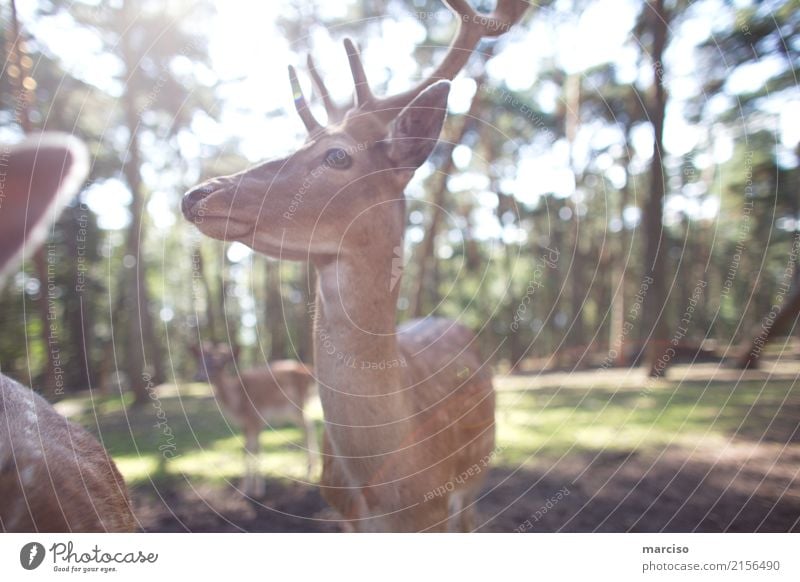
323 148 352 170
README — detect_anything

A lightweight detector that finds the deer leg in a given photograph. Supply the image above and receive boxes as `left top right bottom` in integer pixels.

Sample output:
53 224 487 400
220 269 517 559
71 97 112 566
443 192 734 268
391 498 449 532
460 503 477 532
320 430 365 531
241 428 253 495
298 410 319 479
457 499 477 532
243 426 264 497
448 488 479 532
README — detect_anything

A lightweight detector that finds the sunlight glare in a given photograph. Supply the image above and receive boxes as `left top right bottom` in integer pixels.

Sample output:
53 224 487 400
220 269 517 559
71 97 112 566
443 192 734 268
84 179 132 230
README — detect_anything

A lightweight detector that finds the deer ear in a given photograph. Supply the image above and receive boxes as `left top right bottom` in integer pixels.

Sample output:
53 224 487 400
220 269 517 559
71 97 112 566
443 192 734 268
0 134 88 285
386 80 450 173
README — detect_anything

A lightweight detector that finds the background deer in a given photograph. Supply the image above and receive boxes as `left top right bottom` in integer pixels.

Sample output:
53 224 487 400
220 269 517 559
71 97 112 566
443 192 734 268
0 134 136 532
192 342 318 495
182 0 526 531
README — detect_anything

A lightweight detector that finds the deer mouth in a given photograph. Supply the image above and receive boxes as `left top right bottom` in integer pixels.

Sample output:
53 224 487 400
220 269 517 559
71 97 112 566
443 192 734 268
181 187 253 239
192 213 253 239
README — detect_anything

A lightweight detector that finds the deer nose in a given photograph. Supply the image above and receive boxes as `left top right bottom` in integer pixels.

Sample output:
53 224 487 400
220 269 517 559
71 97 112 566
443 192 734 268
182 184 215 220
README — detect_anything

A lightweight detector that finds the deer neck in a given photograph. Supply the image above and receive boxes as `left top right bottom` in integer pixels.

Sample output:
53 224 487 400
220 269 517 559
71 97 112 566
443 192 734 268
312 231 412 443
207 367 238 412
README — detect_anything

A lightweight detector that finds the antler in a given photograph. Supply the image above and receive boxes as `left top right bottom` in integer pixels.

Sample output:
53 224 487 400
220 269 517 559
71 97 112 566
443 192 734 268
352 0 527 120
288 0 527 132
289 52 357 128
307 54 352 124
288 64 323 134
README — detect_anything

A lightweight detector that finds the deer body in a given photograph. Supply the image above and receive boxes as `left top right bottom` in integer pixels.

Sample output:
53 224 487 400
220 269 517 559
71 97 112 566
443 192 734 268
197 346 317 495
313 248 494 531
183 0 526 530
0 375 136 532
0 135 135 532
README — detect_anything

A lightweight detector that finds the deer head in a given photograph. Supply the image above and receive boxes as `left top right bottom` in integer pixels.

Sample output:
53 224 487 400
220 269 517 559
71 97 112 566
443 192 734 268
181 0 527 264
190 342 239 381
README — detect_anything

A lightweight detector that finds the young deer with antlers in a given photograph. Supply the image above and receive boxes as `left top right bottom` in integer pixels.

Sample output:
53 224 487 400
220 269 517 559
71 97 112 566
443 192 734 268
182 0 526 531
192 343 318 495
0 135 136 532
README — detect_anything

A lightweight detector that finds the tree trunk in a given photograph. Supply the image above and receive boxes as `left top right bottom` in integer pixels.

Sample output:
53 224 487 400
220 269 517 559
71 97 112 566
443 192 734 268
217 249 238 352
411 80 485 318
641 0 671 377
567 208 586 364
559 73 583 367
63 205 93 390
121 112 152 404
121 19 163 404
735 248 800 369
32 247 58 396
609 123 633 366
504 242 524 369
265 258 287 359
191 243 218 341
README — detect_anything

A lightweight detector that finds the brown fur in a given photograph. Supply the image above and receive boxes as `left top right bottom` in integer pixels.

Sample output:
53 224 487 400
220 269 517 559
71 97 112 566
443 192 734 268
318 317 494 532
0 376 136 532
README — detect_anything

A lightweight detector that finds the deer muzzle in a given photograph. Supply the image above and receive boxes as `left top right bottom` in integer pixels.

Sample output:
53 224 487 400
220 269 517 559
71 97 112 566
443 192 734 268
181 183 219 222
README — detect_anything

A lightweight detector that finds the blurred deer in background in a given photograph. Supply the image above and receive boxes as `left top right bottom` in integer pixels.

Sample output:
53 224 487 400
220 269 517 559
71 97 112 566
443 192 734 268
192 343 318 495
0 134 136 532
182 0 527 530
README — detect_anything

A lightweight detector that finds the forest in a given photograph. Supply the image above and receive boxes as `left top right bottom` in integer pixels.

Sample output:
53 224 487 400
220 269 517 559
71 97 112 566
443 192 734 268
1 0 798 532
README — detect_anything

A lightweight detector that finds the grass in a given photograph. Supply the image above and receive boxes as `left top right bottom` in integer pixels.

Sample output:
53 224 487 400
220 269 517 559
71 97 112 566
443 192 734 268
55 382 324 487
53 362 800 489
495 362 799 466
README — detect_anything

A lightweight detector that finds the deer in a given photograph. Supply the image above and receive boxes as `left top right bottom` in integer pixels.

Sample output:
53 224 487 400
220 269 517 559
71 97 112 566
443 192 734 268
182 0 527 531
0 134 136 532
191 342 318 495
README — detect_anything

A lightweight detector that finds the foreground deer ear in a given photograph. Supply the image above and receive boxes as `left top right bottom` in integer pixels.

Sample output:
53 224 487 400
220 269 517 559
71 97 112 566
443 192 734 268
385 80 451 173
0 134 88 285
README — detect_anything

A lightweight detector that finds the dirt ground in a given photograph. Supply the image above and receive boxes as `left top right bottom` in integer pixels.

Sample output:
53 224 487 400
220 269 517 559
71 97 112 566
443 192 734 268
131 442 800 532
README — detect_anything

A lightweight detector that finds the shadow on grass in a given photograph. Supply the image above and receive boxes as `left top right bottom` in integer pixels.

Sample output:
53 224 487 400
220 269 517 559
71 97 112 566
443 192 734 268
129 446 800 532
131 475 336 532
480 447 800 532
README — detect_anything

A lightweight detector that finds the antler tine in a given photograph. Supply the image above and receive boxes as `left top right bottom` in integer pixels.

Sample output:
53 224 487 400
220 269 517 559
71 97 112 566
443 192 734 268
288 64 323 134
343 38 374 107
306 53 351 123
369 0 527 120
481 0 530 36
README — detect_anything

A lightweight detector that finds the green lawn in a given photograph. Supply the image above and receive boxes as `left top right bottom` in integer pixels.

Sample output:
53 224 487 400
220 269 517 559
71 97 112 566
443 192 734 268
55 382 324 486
496 365 798 466
53 362 799 489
